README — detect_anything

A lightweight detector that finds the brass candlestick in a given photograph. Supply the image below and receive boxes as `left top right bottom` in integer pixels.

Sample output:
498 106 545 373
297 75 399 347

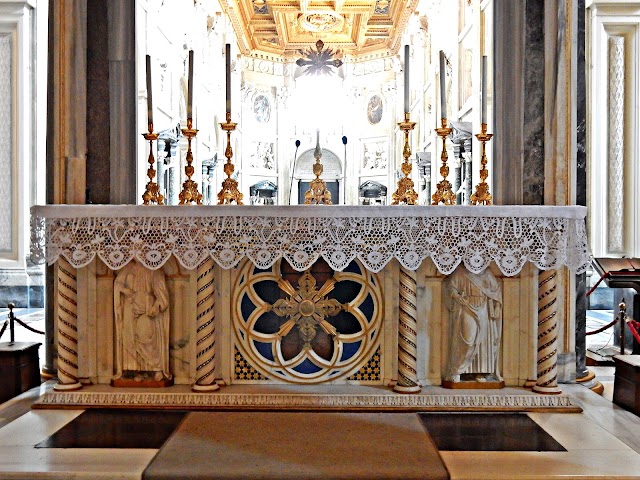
179 118 203 205
218 112 243 204
304 132 332 204
142 123 164 205
470 123 493 205
392 112 418 205
431 117 455 205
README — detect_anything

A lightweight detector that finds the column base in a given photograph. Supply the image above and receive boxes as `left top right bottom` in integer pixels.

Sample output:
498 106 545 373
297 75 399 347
41 369 57 380
576 369 595 383
393 383 422 394
576 369 604 395
523 378 537 388
192 383 220 392
53 381 82 391
532 384 562 394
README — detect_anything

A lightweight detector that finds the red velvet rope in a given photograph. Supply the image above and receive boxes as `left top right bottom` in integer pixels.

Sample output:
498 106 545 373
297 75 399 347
586 316 619 336
628 320 640 345
586 271 609 297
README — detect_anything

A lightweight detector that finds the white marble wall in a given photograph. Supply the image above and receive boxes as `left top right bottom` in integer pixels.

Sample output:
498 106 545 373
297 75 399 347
587 0 640 258
0 1 44 308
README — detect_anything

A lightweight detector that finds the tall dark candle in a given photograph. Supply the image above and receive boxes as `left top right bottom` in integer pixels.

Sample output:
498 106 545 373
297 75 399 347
187 50 194 120
439 50 446 118
404 45 410 113
481 55 488 124
225 44 231 114
146 55 153 125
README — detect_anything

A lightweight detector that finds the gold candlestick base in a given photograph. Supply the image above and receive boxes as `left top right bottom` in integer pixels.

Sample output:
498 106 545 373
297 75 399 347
179 118 203 205
470 123 493 205
392 112 418 205
142 123 164 205
431 117 455 205
218 112 243 205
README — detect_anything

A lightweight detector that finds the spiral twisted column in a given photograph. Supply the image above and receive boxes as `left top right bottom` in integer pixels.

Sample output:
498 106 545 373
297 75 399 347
394 266 421 393
193 258 219 392
54 258 82 391
533 269 562 394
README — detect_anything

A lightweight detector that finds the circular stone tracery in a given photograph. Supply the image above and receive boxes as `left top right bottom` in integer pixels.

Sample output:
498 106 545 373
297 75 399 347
232 258 383 384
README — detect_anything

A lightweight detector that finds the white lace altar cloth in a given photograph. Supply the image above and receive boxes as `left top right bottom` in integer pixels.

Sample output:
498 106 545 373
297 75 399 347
30 205 590 276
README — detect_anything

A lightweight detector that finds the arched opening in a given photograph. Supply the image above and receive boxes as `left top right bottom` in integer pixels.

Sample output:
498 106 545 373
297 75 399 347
292 147 342 205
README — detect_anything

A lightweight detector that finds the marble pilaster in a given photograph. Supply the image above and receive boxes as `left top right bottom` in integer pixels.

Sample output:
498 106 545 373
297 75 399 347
543 0 577 206
107 0 137 204
493 0 524 205
45 0 89 374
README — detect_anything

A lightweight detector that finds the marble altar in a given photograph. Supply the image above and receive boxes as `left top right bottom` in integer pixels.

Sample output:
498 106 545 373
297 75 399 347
31 205 590 404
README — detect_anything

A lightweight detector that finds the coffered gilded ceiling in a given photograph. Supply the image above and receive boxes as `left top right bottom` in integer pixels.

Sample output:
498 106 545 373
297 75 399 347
220 0 420 60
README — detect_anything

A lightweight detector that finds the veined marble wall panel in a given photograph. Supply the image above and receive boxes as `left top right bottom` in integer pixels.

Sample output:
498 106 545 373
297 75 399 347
502 277 522 386
95 260 115 384
382 260 399 386
421 261 443 386
167 265 194 384
0 34 12 254
588 2 640 258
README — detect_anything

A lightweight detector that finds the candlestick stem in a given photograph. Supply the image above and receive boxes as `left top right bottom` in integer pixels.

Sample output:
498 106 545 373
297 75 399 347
392 112 418 205
218 112 243 204
431 117 456 205
470 123 494 205
142 122 163 205
179 118 203 205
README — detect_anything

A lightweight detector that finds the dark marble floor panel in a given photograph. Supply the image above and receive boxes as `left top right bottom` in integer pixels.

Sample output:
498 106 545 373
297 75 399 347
35 409 187 449
418 412 566 452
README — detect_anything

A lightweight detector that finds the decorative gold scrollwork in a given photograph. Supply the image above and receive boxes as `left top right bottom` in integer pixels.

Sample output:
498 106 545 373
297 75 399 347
269 271 343 349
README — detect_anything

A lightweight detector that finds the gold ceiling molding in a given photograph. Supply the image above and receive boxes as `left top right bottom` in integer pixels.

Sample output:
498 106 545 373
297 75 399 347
220 0 420 61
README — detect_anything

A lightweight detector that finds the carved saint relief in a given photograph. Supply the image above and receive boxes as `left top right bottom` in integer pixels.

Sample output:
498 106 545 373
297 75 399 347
113 260 172 384
249 141 275 170
363 141 388 170
443 266 503 385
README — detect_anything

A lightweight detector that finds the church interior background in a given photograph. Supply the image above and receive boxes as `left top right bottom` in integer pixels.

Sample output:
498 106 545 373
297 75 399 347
1 0 640 479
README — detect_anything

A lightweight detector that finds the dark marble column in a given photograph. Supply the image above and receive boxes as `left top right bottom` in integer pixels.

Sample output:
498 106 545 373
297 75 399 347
108 0 137 204
575 0 589 380
522 0 545 205
86 0 110 205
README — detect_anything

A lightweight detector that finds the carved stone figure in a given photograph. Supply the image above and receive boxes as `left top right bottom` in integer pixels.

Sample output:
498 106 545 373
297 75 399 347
113 260 172 384
443 265 503 385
